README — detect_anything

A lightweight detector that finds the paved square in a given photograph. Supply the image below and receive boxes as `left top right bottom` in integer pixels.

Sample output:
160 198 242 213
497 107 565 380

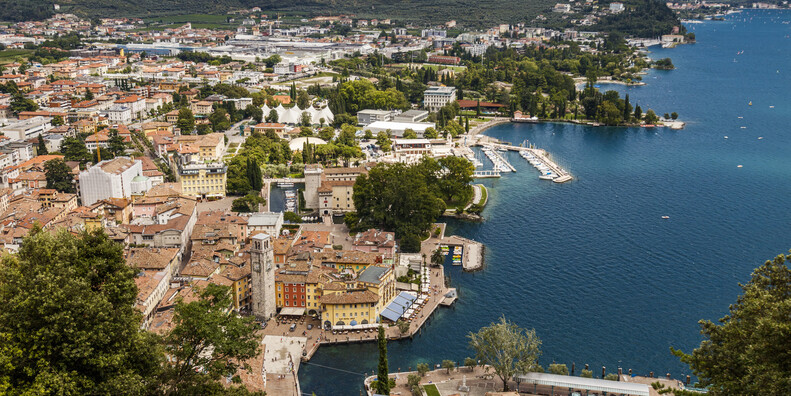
262 335 306 374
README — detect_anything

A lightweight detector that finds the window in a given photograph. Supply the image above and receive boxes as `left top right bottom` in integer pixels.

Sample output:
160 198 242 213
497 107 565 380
285 301 289 306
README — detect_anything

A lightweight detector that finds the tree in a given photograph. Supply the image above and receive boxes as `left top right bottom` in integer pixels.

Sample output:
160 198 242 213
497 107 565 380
464 357 477 371
396 319 410 334
246 157 263 192
0 228 163 394
301 111 312 126
9 93 38 115
417 363 430 377
52 115 64 126
266 109 279 123
297 90 310 110
160 283 261 394
363 130 374 140
84 87 94 101
633 104 642 121
232 193 265 213
374 326 390 395
438 156 474 204
581 369 593 378
442 359 455 374
209 108 231 132
431 248 444 267
423 127 438 139
44 158 75 193
108 129 126 157
284 211 302 223
671 254 791 395
403 128 418 139
548 363 569 376
244 104 263 123
468 316 542 391
37 137 48 155
319 127 335 141
644 109 659 124
376 131 392 152
671 112 679 120
407 373 421 388
176 107 195 134
61 136 91 164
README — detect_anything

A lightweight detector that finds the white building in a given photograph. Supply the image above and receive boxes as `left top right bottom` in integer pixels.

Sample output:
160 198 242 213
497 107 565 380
107 105 133 124
248 212 284 237
79 157 144 206
423 86 457 112
609 2 625 12
0 116 52 141
363 121 436 138
357 109 396 126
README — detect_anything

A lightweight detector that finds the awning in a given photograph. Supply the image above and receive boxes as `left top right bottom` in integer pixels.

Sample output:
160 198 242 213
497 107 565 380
279 307 305 316
380 291 418 322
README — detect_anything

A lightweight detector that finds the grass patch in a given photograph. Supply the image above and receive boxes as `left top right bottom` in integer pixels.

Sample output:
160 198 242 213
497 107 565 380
0 49 34 64
424 384 441 396
479 185 488 206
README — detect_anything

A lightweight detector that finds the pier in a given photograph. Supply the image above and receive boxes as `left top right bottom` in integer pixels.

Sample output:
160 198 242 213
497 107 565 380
473 169 500 178
483 142 573 183
442 235 485 271
481 145 516 172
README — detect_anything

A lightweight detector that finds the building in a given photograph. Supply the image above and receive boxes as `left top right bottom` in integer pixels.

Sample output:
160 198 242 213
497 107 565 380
423 86 457 111
610 2 625 12
317 180 356 215
421 29 447 38
247 212 284 237
363 121 436 138
178 161 227 199
251 233 276 320
357 109 395 126
393 110 429 123
427 55 461 65
107 105 132 124
79 157 144 206
352 229 396 260
0 117 53 141
392 139 432 156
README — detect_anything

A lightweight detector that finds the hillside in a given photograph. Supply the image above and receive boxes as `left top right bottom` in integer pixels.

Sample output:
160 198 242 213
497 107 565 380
0 0 680 35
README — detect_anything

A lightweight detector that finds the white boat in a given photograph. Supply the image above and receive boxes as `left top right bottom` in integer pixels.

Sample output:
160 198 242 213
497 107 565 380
278 182 295 187
539 174 556 180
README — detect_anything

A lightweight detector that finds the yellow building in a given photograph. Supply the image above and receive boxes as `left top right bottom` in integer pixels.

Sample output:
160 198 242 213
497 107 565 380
141 122 173 139
219 262 252 312
320 290 380 328
178 162 227 199
176 133 225 162
313 250 379 275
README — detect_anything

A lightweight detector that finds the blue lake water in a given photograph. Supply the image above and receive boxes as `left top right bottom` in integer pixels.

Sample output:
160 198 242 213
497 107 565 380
299 10 791 395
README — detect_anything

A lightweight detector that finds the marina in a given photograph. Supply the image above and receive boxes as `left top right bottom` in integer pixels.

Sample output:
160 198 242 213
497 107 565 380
480 145 516 172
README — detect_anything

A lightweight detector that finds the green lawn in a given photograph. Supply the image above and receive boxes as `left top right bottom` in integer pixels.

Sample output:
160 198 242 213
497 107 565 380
423 384 441 396
0 49 34 64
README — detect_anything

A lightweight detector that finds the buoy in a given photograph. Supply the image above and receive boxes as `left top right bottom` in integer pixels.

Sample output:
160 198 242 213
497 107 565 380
724 136 728 139
737 165 743 168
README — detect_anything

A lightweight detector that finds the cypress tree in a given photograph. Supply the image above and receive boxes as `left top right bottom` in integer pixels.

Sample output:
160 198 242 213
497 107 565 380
37 138 48 155
623 94 631 122
634 104 643 121
375 326 390 395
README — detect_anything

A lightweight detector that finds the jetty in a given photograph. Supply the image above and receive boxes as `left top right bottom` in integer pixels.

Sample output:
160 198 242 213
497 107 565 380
473 169 500 178
483 142 573 183
481 146 516 172
442 235 484 271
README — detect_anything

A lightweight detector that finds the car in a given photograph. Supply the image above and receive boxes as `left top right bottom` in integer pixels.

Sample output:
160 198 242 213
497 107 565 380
289 324 296 332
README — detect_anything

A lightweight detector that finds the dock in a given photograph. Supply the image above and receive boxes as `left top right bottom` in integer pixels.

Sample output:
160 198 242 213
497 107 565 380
473 169 501 178
442 235 484 271
484 142 573 183
440 288 458 306
481 146 516 172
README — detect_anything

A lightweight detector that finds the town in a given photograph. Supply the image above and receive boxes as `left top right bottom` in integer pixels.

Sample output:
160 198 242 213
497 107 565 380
0 2 762 395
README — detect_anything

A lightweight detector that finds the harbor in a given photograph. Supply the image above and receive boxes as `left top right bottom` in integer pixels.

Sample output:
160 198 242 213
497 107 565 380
475 141 573 183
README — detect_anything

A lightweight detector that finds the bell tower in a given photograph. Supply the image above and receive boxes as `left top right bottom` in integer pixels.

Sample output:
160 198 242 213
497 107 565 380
251 233 276 320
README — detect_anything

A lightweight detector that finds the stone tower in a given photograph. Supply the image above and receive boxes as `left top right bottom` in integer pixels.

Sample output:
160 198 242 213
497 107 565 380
250 233 276 320
303 164 323 210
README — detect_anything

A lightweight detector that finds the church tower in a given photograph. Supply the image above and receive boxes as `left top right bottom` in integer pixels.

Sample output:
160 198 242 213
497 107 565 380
251 233 276 320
